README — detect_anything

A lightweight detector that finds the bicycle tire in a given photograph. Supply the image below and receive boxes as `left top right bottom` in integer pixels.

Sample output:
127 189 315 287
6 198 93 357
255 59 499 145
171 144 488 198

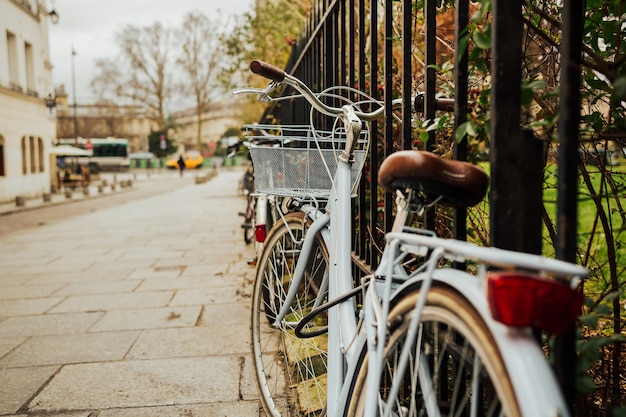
251 211 330 417
243 196 255 245
345 284 522 417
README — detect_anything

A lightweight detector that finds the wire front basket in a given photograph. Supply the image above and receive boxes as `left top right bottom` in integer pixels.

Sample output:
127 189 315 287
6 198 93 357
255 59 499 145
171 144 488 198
244 124 369 198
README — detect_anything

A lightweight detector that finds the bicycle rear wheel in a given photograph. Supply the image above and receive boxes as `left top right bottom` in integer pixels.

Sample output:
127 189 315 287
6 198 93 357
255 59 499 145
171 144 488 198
346 284 522 417
251 211 329 417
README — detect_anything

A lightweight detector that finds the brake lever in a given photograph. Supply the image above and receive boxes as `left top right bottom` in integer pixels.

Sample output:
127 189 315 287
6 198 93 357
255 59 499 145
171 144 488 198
232 81 281 103
232 87 265 95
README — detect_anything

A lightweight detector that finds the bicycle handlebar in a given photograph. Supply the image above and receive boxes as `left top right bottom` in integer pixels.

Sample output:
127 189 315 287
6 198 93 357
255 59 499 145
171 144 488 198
249 60 402 121
244 60 456 120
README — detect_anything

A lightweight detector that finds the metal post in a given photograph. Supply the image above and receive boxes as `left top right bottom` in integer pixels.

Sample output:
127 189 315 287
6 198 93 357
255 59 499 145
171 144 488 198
368 0 379 268
71 47 78 143
489 0 543 255
383 0 393 233
423 0 436 231
555 0 584 411
453 0 469 245
402 0 412 149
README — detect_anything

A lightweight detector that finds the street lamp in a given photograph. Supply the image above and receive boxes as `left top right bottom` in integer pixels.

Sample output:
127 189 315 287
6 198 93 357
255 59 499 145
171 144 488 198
47 0 59 24
44 93 57 114
71 47 78 143
48 9 59 24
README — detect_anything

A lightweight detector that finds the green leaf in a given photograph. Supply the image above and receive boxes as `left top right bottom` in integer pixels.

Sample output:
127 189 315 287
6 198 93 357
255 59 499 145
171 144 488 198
472 29 491 50
576 375 596 393
611 407 626 417
466 120 477 136
594 303 611 315
614 77 626 101
456 121 469 142
470 0 491 23
605 290 621 302
579 313 598 328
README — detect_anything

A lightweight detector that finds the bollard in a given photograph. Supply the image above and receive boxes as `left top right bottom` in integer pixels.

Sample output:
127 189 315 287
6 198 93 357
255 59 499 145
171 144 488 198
83 186 89 196
43 193 52 202
65 190 72 199
15 196 25 206
98 185 104 193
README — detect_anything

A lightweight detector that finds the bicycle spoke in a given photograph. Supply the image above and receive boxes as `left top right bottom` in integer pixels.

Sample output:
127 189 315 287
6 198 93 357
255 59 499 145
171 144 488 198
347 287 518 417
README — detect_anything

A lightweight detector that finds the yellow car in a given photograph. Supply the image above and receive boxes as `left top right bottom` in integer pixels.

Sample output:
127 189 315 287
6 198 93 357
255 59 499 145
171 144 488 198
166 151 204 169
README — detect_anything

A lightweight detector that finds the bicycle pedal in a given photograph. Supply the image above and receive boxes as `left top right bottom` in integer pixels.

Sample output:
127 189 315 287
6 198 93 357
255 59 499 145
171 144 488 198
247 257 258 266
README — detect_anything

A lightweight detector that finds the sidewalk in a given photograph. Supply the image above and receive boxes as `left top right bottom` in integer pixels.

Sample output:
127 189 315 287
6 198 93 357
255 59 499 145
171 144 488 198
0 169 214 216
0 169 261 416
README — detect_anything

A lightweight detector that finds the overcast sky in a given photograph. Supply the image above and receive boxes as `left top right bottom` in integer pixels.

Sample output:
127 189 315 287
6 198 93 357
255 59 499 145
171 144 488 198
47 0 254 106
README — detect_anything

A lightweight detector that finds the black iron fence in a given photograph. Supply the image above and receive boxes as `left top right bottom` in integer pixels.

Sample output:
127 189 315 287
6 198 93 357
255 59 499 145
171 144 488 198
259 0 583 406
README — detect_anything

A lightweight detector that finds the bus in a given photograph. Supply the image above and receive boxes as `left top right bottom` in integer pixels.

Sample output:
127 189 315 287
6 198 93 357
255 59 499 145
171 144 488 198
59 137 130 173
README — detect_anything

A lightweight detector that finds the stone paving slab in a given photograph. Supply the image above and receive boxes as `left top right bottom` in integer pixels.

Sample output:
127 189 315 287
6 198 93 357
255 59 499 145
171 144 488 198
0 331 140 367
0 366 59 415
89 306 203 332
49 291 175 314
28 357 243 411
126 326 250 360
0 311 103 337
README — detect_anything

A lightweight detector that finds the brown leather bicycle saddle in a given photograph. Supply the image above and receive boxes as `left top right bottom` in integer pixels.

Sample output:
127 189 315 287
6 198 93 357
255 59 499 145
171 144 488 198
378 150 489 208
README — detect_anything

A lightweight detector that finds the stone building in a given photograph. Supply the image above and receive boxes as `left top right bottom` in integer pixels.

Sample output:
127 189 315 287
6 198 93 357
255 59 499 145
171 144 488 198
0 0 57 204
55 95 244 157
169 101 244 155
54 85 157 152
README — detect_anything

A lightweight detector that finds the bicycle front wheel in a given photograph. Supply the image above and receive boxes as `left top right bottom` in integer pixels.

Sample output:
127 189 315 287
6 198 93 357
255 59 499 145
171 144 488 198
251 211 329 417
346 284 521 417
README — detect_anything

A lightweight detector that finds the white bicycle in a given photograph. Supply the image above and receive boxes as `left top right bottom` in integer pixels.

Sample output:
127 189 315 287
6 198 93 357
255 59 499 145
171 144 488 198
234 60 588 417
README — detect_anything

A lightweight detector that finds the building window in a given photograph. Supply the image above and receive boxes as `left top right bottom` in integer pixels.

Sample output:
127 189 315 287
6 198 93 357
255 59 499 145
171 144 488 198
37 137 44 172
0 136 5 176
7 31 19 87
21 137 27 174
25 42 34 93
29 136 35 173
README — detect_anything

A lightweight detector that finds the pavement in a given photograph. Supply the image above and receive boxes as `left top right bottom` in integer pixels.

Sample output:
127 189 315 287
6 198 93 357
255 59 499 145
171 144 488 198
0 168 263 416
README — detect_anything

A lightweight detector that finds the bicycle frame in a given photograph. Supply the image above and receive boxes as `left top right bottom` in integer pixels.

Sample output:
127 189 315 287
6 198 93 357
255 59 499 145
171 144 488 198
268 125 584 417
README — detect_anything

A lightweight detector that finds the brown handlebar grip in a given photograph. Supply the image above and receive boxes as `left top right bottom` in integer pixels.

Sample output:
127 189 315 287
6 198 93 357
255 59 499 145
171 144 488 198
436 98 455 112
250 60 286 83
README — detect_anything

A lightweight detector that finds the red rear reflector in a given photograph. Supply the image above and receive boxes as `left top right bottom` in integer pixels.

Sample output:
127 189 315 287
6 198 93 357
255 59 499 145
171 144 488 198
255 224 266 243
487 272 583 336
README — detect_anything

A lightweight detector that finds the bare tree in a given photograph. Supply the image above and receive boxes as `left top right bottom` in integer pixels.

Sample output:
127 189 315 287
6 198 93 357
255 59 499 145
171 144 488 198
176 11 226 149
120 22 173 129
91 22 174 130
90 58 123 103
